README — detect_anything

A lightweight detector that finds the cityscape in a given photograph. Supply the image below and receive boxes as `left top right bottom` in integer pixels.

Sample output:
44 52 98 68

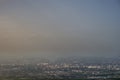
0 57 120 80
0 0 120 80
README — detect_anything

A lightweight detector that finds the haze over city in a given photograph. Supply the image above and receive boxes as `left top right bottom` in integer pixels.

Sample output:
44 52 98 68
0 0 120 60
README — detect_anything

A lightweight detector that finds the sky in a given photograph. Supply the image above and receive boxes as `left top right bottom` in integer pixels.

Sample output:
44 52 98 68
0 0 120 59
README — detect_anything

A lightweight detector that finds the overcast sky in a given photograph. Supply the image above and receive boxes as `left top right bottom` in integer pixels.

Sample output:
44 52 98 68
0 0 120 59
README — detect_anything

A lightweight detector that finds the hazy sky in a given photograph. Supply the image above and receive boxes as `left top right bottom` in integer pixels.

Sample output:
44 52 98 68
0 0 120 59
